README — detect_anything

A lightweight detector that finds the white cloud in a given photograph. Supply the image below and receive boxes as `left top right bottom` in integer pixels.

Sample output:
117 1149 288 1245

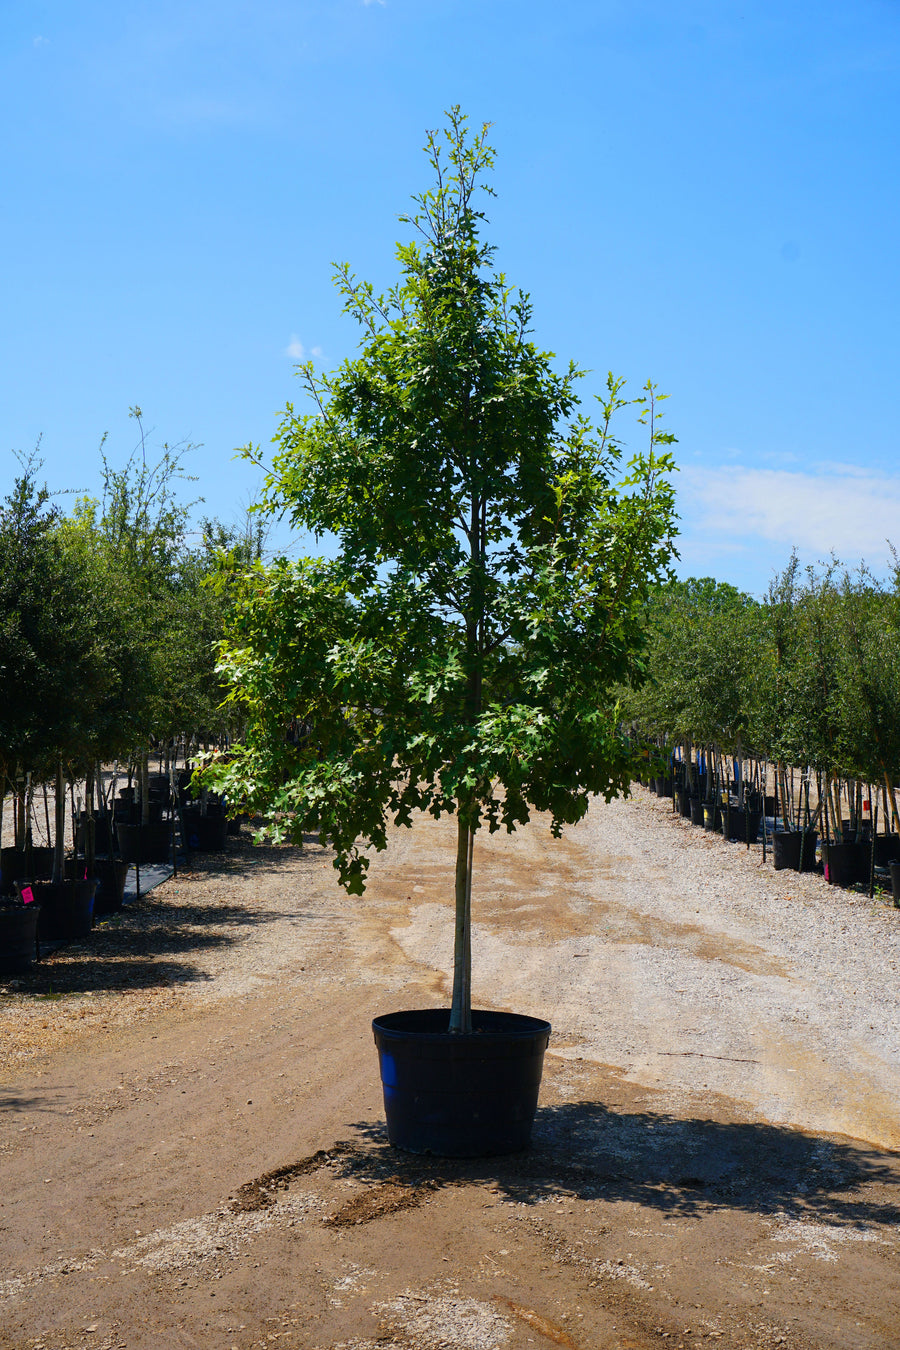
362 0 386 6
285 337 323 361
33 35 49 47
680 464 900 566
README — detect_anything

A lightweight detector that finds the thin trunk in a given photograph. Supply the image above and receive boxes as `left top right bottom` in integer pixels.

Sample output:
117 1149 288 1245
52 760 66 884
141 752 150 827
449 812 474 1033
448 476 483 1034
96 762 109 828
15 780 25 851
69 776 78 858
85 765 96 877
831 777 844 841
25 775 34 854
884 771 900 836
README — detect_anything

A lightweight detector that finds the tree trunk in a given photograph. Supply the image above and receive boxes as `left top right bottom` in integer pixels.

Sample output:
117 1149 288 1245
14 778 24 851
884 771 900 836
449 812 474 1033
85 765 96 878
141 751 150 827
52 760 66 884
25 775 34 852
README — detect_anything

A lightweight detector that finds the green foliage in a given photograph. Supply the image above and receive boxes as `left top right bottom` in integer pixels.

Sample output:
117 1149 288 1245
1 417 242 786
623 576 759 751
209 109 679 898
0 455 101 776
629 553 900 788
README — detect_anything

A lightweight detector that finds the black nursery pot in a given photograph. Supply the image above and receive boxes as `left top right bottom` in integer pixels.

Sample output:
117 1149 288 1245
30 880 96 941
66 857 129 914
874 834 900 868
75 814 114 855
116 821 172 865
725 806 762 842
889 861 900 908
823 840 860 888
0 902 40 974
372 1008 551 1157
773 830 819 872
702 802 721 831
0 846 54 885
182 810 228 852
689 798 705 826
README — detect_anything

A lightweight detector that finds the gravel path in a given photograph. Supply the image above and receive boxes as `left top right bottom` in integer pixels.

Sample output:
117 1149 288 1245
382 787 900 1149
2 791 899 1350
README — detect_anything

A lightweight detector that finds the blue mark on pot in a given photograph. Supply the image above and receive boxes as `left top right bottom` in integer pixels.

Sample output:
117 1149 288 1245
380 1052 398 1086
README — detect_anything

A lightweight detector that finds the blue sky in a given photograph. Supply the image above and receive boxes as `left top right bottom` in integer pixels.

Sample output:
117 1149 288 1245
3 0 899 596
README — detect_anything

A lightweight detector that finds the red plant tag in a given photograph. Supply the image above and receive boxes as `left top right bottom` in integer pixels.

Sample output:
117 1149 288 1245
21 886 35 905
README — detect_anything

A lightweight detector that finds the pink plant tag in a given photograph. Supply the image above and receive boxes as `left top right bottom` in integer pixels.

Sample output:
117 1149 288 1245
21 886 35 905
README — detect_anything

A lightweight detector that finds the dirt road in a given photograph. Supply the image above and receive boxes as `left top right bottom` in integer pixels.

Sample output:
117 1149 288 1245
1 791 899 1350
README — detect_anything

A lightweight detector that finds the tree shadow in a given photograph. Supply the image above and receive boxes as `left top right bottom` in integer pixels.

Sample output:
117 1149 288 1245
2 897 287 997
175 832 330 884
0 1087 58 1114
335 1100 900 1227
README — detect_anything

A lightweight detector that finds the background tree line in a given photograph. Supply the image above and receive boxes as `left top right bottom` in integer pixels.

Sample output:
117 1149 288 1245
0 414 256 868
624 555 900 833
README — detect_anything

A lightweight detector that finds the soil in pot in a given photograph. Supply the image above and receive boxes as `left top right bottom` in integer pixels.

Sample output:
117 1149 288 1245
30 880 96 941
0 900 40 974
372 1008 551 1157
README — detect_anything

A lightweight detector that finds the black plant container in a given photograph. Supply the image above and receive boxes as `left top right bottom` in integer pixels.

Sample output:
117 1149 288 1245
372 1008 551 1157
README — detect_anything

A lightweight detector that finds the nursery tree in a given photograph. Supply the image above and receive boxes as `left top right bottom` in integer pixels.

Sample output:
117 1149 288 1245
210 110 678 1031
625 577 758 754
836 565 900 830
0 456 102 875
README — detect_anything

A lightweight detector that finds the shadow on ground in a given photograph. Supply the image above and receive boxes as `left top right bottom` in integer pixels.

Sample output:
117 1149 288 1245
178 831 330 884
312 1102 900 1227
1 896 286 997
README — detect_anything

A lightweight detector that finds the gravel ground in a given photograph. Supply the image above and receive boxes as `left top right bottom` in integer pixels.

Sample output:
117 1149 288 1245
2 790 899 1350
